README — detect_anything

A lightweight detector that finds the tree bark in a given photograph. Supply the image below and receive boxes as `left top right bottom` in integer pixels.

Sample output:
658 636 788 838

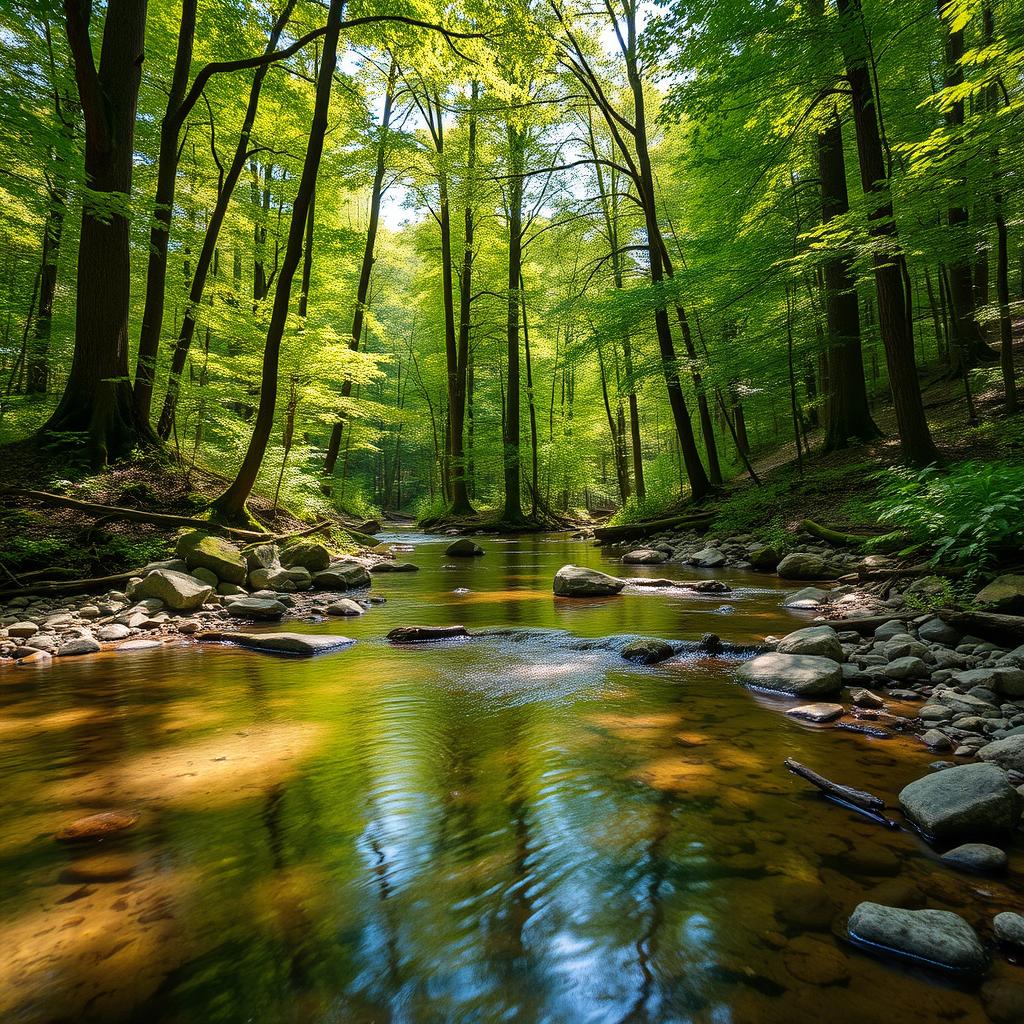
503 122 525 523
213 0 343 520
132 0 197 426
44 0 149 465
836 0 939 466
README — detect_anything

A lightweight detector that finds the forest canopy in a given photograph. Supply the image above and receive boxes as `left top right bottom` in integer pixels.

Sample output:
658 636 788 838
0 0 1021 525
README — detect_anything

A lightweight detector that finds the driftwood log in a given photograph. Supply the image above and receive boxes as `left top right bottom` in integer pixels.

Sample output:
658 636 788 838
784 758 900 828
938 608 1024 645
593 511 714 544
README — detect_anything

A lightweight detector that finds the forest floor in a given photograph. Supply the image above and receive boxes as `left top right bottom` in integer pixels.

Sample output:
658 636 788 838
0 441 372 585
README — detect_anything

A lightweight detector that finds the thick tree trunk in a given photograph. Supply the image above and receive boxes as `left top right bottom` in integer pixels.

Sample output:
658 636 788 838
324 60 396 477
213 0 343 520
44 0 149 465
132 0 197 426
837 0 939 466
157 0 296 440
817 111 879 449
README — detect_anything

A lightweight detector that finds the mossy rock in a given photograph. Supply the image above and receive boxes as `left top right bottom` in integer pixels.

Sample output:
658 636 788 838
175 529 248 584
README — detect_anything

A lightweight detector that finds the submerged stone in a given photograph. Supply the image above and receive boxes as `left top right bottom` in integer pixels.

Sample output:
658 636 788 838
621 638 675 665
202 631 354 656
55 810 140 843
786 702 844 723
446 538 484 557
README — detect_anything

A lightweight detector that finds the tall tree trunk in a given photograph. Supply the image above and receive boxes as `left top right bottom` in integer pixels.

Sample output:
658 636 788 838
503 122 525 523
521 274 539 515
836 0 939 466
817 110 879 449
44 0 149 465
213 0 343 520
157 0 296 440
324 59 397 477
27 176 68 395
132 0 197 426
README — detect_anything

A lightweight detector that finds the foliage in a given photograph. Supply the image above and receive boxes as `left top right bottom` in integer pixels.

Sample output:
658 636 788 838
872 461 1024 574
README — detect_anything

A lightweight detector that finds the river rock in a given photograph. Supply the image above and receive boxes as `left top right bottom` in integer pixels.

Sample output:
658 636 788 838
776 625 842 661
977 735 1024 773
621 548 668 565
327 599 364 616
386 625 470 642
786 702 844 723
16 649 52 666
940 843 1007 873
244 543 279 571
7 621 39 638
777 552 838 581
921 729 952 751
994 912 1024 946
919 617 962 645
976 575 1024 614
781 586 830 608
249 564 312 592
748 545 780 572
116 639 162 652
446 538 484 557
227 597 287 621
144 557 189 574
899 762 1021 840
175 530 248 585
55 809 140 843
370 561 419 573
851 688 885 709
621 638 675 665
735 652 842 696
191 566 218 587
553 564 624 597
884 656 930 681
136 569 212 612
689 547 726 568
847 902 987 974
96 623 131 642
56 636 101 657
280 540 331 572
203 631 355 656
313 559 371 590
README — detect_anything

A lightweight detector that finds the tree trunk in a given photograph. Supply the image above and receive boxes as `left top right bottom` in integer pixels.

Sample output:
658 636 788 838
213 0 343 520
817 110 879 449
27 177 68 395
132 0 197 426
836 0 939 466
521 274 540 515
157 0 296 440
44 0 149 465
503 122 525 523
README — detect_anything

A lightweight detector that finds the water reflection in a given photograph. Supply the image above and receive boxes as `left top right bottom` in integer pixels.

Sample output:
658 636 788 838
0 533 1015 1022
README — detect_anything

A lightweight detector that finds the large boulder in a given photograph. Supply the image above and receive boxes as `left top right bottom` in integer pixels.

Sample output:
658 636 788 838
735 652 842 696
621 548 668 565
312 559 371 590
847 903 987 974
977 735 1024 773
279 539 331 572
175 530 247 585
748 545 780 572
898 762 1021 841
976 575 1024 614
777 552 839 581
135 569 212 612
226 597 287 621
446 538 484 557
776 625 842 661
244 543 279 571
782 586 830 608
248 564 312 592
553 564 625 597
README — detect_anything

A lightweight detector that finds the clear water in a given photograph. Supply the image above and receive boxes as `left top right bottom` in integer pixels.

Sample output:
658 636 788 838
0 531 1019 1023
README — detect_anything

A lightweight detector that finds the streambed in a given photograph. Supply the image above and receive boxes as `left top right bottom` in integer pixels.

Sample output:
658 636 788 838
0 531 1020 1023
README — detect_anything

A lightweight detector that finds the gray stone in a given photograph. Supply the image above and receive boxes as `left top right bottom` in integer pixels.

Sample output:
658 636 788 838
851 688 885 709
874 620 910 640
279 540 331 572
96 623 131 642
370 561 419 573
228 597 287 621
735 652 842 697
249 564 312 592
116 639 162 652
786 702 844 723
976 575 1024 614
7 621 38 638
136 570 212 612
446 538 484 557
312 560 371 590
777 552 838 581
621 638 675 665
781 586 830 608
847 902 987 974
191 566 218 587
994 912 1024 947
940 843 1007 873
776 625 842 661
689 547 726 568
748 545 779 572
326 599 364 617
56 637 101 657
143 558 188 574
977 735 1024 773
884 656 930 681
919 617 962 645
621 548 669 565
553 564 624 597
921 729 952 751
899 761 1021 840
203 631 355 656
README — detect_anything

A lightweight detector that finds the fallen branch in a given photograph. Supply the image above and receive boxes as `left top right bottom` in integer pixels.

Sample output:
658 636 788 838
798 518 908 551
2 487 270 540
594 511 714 543
814 611 922 634
938 608 1024 645
0 568 146 600
784 758 900 828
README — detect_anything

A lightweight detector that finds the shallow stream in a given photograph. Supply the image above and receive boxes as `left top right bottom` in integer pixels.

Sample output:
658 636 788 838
1 532 1021 1022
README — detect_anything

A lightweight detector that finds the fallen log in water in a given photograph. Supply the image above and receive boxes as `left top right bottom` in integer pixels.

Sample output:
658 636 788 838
937 608 1024 645
784 758 900 828
593 512 714 544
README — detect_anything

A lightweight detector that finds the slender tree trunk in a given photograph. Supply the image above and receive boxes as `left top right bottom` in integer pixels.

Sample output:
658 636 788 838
44 0 149 465
521 274 539 515
27 179 67 395
836 0 939 465
324 60 397 476
214 0 343 520
132 0 197 426
503 122 525 523
157 0 296 439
